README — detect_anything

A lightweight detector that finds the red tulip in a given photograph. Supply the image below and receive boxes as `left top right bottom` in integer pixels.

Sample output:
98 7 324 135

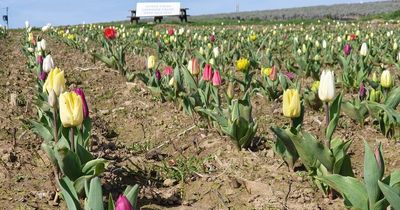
168 28 175 36
202 64 212 81
212 70 222 86
115 195 133 210
104 27 117 40
350 34 357 41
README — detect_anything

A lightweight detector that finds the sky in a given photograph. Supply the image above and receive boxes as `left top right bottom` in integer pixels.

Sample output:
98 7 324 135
0 0 382 28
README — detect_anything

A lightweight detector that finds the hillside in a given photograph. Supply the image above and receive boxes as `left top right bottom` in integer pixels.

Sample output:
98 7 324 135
192 1 400 21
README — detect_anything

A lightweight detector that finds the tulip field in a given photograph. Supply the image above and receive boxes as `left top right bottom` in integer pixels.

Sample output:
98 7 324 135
1 18 400 209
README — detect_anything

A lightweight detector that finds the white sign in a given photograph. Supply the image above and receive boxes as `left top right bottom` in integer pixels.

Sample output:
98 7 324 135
136 2 181 17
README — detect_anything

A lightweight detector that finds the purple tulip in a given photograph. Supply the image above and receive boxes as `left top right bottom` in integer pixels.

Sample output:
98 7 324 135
38 71 47 81
115 195 133 210
284 71 296 80
359 83 366 100
155 69 161 81
343 43 351 56
73 88 89 119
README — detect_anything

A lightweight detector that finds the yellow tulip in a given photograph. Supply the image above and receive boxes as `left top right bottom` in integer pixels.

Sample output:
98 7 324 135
59 91 84 127
236 58 250 72
282 89 301 118
262 67 272 77
43 67 65 96
147 55 156 69
381 70 392 88
250 34 257 41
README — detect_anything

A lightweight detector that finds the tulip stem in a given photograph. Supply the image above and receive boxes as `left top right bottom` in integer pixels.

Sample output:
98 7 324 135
324 102 330 149
70 128 75 153
53 108 58 143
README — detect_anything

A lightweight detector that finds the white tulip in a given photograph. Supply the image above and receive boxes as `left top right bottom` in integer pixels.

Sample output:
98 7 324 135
43 55 54 73
213 47 219 58
322 40 327 49
25 21 30 28
318 70 335 102
360 43 368 56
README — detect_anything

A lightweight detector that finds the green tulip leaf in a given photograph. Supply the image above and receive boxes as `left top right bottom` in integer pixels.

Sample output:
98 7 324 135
56 147 82 181
378 181 400 209
364 140 383 207
86 177 104 210
59 176 81 210
317 174 368 210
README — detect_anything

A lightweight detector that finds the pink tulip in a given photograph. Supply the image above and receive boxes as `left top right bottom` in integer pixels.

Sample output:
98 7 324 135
163 66 173 76
212 70 222 86
269 66 277 81
202 64 213 81
115 195 133 210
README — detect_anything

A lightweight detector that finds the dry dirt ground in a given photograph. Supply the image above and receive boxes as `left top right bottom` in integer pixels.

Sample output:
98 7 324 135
0 29 399 210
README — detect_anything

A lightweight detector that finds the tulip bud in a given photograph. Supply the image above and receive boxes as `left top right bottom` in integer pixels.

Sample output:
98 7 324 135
209 58 215 66
359 83 366 100
199 47 204 55
369 89 381 102
360 43 368 56
40 39 47 51
59 91 84 127
38 71 48 81
212 70 222 86
147 55 156 69
381 70 392 88
48 90 57 108
282 89 301 119
227 81 234 99
343 43 351 56
25 21 30 29
188 58 200 76
372 72 378 83
155 69 161 81
73 88 89 119
115 195 133 210
169 77 175 87
210 34 215 42
37 55 43 65
322 40 327 49
318 70 335 102
43 55 54 73
394 42 398 51
269 66 277 81
374 145 384 177
202 64 212 81
213 47 219 58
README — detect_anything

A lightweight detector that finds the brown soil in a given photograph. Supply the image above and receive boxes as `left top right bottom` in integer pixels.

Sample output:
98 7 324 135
0 29 399 210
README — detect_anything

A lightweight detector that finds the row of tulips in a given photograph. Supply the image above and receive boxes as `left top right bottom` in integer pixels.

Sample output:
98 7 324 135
22 22 138 210
47 22 400 208
51 23 400 138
